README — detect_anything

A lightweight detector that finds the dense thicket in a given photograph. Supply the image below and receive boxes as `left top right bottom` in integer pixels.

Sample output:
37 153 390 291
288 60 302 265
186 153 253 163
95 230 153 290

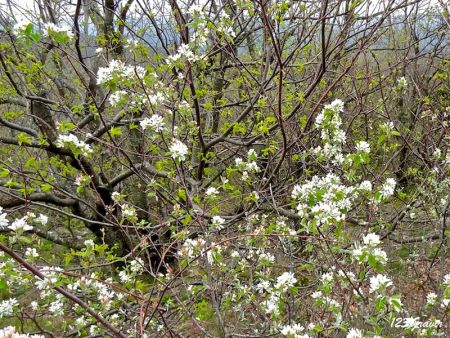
0 0 449 337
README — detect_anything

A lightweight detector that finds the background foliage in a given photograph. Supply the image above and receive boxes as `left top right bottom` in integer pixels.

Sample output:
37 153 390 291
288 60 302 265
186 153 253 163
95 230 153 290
0 0 449 337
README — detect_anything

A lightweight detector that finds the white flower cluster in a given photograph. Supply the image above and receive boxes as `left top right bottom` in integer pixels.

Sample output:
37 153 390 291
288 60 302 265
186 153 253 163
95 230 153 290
97 60 146 85
169 139 189 161
210 216 225 231
140 115 165 132
313 99 346 164
369 274 392 293
0 326 44 338
119 257 145 282
351 233 387 265
167 44 201 64
56 133 93 156
275 272 297 291
67 274 122 310
355 140 370 154
108 90 127 106
188 6 210 46
205 186 219 197
129 257 145 274
260 271 297 316
397 76 408 88
180 237 207 259
48 296 64 316
0 207 7 227
145 91 165 106
43 22 74 39
8 216 33 232
270 218 297 236
346 328 363 338
215 12 236 41
35 266 63 295
235 149 261 181
379 178 396 199
264 292 281 316
258 251 275 265
443 273 450 286
25 247 39 258
291 174 354 229
121 204 137 219
359 180 372 192
280 323 309 338
426 292 438 305
0 298 18 318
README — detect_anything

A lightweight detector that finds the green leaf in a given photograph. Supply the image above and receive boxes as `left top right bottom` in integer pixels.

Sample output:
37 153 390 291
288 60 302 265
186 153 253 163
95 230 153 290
109 126 122 137
58 122 77 133
17 132 31 145
0 279 7 290
41 183 53 192
177 189 187 202
0 168 10 178
30 32 41 42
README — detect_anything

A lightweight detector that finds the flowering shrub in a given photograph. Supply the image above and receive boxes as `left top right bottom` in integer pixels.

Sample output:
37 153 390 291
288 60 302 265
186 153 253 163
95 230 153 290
0 0 449 337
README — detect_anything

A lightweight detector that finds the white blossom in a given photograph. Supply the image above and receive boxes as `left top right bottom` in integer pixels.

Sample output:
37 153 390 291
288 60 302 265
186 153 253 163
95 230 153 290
292 174 354 228
97 60 146 84
280 323 306 337
247 149 257 160
346 328 363 338
56 133 93 156
359 180 372 192
0 298 18 318
397 76 408 88
380 178 396 198
369 274 392 293
108 90 127 106
25 247 39 258
355 141 370 154
433 148 442 159
167 44 201 64
0 207 8 227
205 187 219 197
264 293 280 315
372 248 388 264
36 213 48 225
363 233 380 247
169 139 189 161
255 280 270 293
84 239 95 247
48 300 64 315
311 291 322 299
119 270 132 283
321 272 333 283
211 216 225 231
121 204 137 219
140 115 165 132
44 22 74 39
245 161 260 173
9 217 33 232
426 292 438 306
129 258 144 274
275 272 297 290
324 99 344 113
